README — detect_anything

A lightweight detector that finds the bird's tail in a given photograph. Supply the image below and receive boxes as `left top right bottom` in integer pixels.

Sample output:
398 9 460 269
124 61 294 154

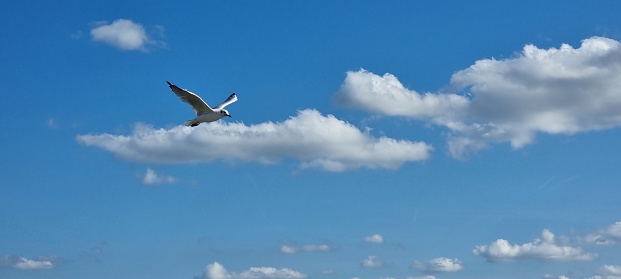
184 120 195 126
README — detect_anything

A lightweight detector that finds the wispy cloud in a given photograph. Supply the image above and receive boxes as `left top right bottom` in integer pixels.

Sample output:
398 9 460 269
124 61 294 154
77 109 432 172
90 19 164 51
335 37 621 158
364 234 384 244
200 262 306 279
280 243 331 254
79 246 104 263
142 168 176 185
585 221 621 245
46 118 59 129
412 257 463 273
473 229 597 261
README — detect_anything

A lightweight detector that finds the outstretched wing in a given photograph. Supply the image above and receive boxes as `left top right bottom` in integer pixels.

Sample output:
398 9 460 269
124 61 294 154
167 81 213 116
213 93 238 110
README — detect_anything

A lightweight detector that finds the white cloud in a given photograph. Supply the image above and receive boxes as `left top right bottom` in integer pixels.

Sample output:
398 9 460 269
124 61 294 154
601 265 621 277
364 234 384 244
335 37 621 158
334 69 469 119
204 262 232 279
585 221 621 245
301 244 330 252
12 257 54 270
473 229 597 261
77 109 432 172
279 243 330 254
142 168 176 185
407 276 437 279
202 262 306 279
361 256 388 268
588 268 621 279
412 257 463 273
589 265 621 279
280 245 297 254
90 19 163 51
238 267 306 279
1 255 57 270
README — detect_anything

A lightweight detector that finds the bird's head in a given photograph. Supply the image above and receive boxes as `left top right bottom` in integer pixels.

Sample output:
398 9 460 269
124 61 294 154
221 109 232 117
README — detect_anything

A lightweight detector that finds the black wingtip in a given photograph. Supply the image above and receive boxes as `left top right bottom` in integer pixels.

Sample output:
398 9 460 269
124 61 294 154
166 81 173 86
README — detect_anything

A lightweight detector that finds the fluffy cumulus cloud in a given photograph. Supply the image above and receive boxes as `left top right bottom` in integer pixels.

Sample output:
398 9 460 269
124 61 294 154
585 221 621 245
90 19 163 51
334 69 469 119
201 262 306 279
473 229 597 261
142 168 176 185
77 109 432 172
412 257 463 273
364 234 384 244
335 37 621 158
0 255 56 270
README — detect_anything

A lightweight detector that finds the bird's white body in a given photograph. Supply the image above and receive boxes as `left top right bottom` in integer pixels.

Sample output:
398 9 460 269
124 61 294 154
167 81 238 127
185 112 226 126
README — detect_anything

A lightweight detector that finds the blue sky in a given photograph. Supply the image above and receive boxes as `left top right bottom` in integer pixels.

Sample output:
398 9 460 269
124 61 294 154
2 1 621 278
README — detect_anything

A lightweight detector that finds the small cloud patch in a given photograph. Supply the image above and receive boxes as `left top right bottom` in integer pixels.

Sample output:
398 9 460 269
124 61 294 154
90 19 164 51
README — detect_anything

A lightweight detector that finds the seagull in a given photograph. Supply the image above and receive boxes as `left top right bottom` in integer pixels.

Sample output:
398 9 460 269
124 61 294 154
167 81 238 127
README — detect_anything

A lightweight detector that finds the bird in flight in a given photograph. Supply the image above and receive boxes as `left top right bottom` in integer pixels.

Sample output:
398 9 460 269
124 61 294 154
167 81 238 127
